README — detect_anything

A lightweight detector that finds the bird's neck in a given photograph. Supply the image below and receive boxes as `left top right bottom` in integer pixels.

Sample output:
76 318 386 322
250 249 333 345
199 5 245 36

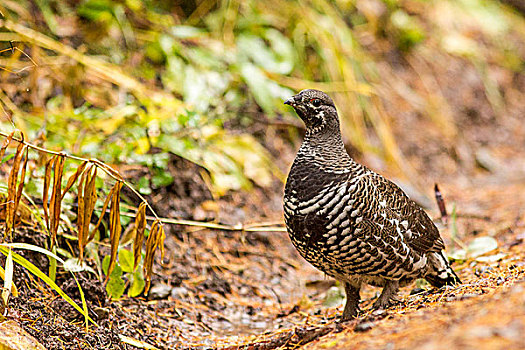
297 124 356 173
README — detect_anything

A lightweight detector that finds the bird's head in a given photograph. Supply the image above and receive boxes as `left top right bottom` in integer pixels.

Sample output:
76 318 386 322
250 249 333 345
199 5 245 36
284 89 338 133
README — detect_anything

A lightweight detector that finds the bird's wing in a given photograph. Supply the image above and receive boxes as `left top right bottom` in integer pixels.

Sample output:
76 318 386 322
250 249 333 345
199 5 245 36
361 174 445 254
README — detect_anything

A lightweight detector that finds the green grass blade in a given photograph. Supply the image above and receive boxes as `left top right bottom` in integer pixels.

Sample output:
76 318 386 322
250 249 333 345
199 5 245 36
49 246 57 282
72 273 89 330
1 243 64 263
0 246 97 326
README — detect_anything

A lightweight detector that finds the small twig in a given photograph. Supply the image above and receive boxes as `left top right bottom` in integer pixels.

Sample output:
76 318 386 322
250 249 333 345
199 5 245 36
0 45 38 74
434 183 448 224
0 131 86 162
455 213 490 221
118 211 286 232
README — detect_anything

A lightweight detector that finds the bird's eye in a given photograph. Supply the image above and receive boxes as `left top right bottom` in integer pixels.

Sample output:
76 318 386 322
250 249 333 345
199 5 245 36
311 99 321 107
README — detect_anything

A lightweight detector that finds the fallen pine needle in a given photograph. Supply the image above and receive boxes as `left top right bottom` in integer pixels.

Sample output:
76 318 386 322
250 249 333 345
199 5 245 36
118 335 160 350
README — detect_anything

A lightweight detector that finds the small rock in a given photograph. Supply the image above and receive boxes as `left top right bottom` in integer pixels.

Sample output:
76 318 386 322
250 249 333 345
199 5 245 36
371 309 388 318
354 321 374 332
149 283 171 299
171 286 189 298
475 148 500 172
93 307 109 320
192 206 209 221
458 293 478 300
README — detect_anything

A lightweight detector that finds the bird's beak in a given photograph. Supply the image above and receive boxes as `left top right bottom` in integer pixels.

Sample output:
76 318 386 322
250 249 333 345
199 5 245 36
284 96 296 106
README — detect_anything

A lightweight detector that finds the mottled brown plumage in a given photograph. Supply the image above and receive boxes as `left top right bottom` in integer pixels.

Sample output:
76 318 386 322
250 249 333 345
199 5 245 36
283 89 460 321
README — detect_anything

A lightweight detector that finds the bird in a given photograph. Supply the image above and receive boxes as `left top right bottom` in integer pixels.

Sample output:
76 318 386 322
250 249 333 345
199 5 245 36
283 89 461 321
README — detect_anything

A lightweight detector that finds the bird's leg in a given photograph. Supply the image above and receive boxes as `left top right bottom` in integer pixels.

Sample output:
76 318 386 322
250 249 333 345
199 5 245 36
373 280 400 309
341 282 361 321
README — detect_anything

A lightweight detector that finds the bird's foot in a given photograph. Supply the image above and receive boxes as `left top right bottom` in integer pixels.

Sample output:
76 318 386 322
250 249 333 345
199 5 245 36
339 305 362 323
372 280 400 310
340 282 362 323
372 294 401 310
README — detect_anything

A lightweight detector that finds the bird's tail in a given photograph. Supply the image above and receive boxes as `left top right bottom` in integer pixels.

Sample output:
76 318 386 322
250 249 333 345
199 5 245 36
425 251 461 288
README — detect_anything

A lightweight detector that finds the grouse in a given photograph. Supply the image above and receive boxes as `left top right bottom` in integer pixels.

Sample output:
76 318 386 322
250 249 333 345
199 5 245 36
283 89 461 321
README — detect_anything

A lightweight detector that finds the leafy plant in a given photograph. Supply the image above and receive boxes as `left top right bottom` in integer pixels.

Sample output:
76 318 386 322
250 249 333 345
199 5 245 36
0 131 165 316
102 250 145 300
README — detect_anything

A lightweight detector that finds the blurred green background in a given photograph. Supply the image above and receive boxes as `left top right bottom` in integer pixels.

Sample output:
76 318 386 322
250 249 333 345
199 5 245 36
1 0 524 197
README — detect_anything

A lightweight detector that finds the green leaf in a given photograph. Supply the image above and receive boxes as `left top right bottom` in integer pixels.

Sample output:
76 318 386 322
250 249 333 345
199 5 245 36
264 29 296 74
2 243 62 262
390 10 425 51
158 34 177 56
448 249 467 261
449 236 499 261
151 170 174 188
240 63 274 115
182 66 230 112
118 249 134 274
102 255 122 278
137 177 152 195
239 63 292 116
213 134 276 187
77 0 114 23
441 34 480 58
237 31 295 74
151 153 170 168
71 273 90 329
170 25 205 39
106 272 126 300
55 248 74 259
128 269 145 297
103 256 125 300
0 153 14 165
163 56 186 94
183 65 208 111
